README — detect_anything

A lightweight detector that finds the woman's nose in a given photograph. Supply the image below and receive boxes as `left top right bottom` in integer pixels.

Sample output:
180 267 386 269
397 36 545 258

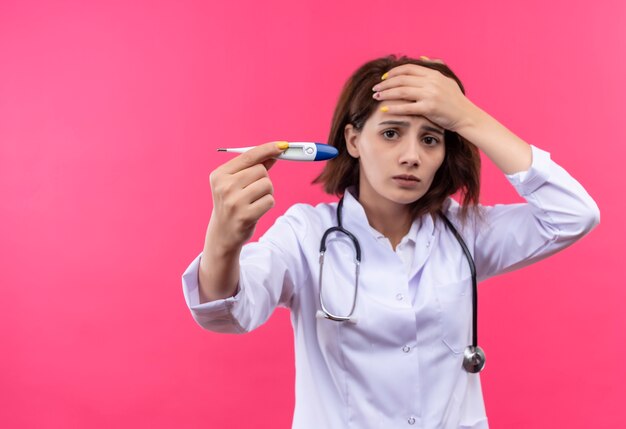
398 140 422 167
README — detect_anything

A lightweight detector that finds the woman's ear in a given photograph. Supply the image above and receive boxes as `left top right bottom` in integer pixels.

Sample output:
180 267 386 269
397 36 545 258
344 124 360 158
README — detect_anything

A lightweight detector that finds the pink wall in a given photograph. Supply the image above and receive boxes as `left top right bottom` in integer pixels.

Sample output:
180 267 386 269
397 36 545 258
1 0 624 427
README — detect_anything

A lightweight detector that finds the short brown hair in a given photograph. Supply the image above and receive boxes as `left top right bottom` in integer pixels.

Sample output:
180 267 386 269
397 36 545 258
313 54 481 222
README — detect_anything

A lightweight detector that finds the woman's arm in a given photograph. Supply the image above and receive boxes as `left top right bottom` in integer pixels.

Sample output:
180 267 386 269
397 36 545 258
182 204 309 334
469 145 599 280
453 102 533 175
373 62 599 279
198 229 242 303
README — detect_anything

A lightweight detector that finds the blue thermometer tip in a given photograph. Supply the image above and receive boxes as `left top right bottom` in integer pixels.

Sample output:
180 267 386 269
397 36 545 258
314 143 339 161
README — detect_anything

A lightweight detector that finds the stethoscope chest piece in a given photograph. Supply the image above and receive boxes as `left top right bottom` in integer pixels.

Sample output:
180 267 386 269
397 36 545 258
463 345 486 373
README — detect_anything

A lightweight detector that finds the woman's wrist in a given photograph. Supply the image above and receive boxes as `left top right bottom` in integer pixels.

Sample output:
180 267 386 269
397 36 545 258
452 99 487 137
204 226 243 261
453 102 532 175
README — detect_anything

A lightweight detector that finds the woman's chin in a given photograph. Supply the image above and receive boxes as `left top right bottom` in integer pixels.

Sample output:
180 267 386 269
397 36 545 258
387 189 427 206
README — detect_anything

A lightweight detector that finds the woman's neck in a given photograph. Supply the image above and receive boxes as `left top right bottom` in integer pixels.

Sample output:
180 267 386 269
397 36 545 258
356 190 413 250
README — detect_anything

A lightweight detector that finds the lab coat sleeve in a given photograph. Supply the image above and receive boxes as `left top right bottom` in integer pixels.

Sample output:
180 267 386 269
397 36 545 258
473 145 600 281
181 204 311 334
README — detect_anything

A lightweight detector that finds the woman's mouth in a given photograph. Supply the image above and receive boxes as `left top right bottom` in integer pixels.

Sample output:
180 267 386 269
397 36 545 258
392 174 421 186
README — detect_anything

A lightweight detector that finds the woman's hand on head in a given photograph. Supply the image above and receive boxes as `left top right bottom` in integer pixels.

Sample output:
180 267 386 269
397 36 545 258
371 61 477 133
208 142 286 251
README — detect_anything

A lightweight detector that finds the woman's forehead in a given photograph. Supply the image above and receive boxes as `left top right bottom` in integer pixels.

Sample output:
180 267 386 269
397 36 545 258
370 110 441 129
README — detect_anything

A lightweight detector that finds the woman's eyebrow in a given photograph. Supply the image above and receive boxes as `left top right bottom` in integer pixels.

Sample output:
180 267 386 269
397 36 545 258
377 120 444 135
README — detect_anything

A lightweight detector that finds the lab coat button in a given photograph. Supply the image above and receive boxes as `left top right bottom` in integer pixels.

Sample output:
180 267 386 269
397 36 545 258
402 345 411 353
408 416 416 425
396 293 404 301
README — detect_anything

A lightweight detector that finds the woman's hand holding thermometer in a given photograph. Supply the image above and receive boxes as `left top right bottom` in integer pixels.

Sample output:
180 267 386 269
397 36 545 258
199 141 337 303
208 141 287 253
199 141 288 303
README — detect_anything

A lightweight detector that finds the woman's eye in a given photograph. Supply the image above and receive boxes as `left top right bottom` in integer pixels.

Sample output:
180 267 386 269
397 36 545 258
383 130 399 139
423 136 439 146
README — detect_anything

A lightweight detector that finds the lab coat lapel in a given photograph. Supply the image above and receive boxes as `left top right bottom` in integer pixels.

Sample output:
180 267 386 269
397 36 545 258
407 213 437 282
341 188 442 285
340 189 406 297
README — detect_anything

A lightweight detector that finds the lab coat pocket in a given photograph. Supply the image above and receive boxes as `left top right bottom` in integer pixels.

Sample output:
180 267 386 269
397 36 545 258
434 277 472 355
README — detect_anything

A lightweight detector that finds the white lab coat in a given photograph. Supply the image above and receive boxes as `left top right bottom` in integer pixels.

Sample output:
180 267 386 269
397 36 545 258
182 145 599 428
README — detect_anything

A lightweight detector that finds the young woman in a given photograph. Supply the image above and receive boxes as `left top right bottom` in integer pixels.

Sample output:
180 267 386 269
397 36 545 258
182 55 600 428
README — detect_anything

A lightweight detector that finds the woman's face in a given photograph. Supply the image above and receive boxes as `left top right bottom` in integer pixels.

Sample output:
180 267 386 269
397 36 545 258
345 100 446 210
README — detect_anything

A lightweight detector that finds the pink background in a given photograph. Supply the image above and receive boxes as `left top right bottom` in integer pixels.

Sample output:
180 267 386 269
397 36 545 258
1 0 624 427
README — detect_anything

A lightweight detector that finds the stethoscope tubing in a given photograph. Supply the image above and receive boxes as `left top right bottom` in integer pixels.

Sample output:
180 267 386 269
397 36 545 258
438 213 478 348
318 196 485 372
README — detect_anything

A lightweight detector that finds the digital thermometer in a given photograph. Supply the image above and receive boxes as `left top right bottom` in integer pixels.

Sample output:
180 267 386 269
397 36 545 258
217 142 338 162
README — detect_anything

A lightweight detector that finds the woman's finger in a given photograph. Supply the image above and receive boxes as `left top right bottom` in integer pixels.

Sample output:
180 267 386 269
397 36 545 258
373 86 424 102
379 101 428 117
232 163 269 189
221 141 287 175
240 176 274 205
262 157 278 171
372 75 425 93
419 55 446 65
245 192 276 221
382 63 435 81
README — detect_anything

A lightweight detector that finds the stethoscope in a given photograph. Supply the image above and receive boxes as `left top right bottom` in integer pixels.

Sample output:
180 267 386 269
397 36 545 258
318 197 486 373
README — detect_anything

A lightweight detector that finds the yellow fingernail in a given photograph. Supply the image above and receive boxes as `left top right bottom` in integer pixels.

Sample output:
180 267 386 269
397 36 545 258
380 106 389 112
275 141 289 150
420 55 430 61
381 72 389 80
